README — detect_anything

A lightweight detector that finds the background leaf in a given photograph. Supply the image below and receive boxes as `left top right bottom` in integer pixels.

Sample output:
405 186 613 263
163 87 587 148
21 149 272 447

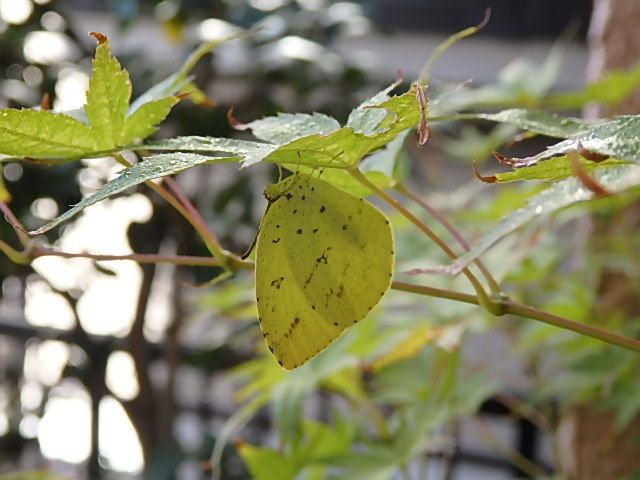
494 115 640 166
237 443 296 480
495 156 627 183
29 153 240 234
471 109 594 138
546 65 640 109
437 165 640 275
0 109 96 158
242 113 340 144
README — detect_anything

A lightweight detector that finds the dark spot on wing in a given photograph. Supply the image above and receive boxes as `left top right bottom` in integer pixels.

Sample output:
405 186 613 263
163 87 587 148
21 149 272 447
269 346 274 353
342 225 347 230
293 209 297 214
272 238 280 244
297 228 303 234
333 322 338 326
285 193 293 200
313 228 318 233
276 224 281 228
271 276 284 289
320 205 326 213
316 252 328 264
301 195 306 200
278 360 283 366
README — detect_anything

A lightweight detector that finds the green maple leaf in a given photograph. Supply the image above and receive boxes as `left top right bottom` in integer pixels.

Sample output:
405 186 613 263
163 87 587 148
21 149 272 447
0 34 178 161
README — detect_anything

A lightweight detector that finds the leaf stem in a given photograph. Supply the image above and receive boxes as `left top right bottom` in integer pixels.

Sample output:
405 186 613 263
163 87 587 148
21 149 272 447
0 237 30 264
348 169 496 312
112 153 250 271
417 8 491 85
0 201 30 247
395 182 502 294
32 247 223 267
391 281 640 354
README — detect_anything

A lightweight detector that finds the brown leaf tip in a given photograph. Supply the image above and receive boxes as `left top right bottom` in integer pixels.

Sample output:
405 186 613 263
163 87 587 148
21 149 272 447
473 159 497 183
39 92 51 111
89 32 108 45
492 151 520 167
577 141 609 163
477 7 492 31
227 108 248 130
569 151 611 197
414 84 429 146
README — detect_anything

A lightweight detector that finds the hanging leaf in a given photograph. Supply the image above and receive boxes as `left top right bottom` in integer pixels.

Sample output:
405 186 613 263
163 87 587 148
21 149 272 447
416 165 640 276
483 115 640 167
29 153 239 234
495 156 626 183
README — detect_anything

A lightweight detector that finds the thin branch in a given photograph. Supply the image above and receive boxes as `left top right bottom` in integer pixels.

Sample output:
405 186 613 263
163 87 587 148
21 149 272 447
0 237 29 264
0 201 30 246
417 8 491 85
163 175 225 253
395 182 501 293
391 281 640 354
33 247 223 267
503 301 640 354
349 169 496 312
111 154 251 272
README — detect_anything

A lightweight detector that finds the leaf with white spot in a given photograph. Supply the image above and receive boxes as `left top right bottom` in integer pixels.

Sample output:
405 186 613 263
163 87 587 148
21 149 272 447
421 165 640 276
241 113 341 144
29 153 239 234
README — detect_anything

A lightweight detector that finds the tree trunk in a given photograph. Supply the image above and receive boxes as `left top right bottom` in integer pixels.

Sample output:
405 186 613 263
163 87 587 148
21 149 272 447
557 1 640 478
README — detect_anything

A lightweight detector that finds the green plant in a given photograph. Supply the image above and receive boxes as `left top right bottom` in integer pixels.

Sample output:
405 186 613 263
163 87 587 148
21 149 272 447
1 20 640 479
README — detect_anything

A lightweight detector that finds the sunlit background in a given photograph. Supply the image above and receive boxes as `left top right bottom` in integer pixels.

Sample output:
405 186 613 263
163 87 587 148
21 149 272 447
0 0 611 479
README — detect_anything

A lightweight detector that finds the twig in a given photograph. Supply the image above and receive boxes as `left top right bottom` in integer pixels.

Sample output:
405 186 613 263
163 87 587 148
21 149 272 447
417 8 491 85
33 247 223 267
112 153 250 272
391 281 640 354
349 168 497 313
395 182 501 294
0 201 30 246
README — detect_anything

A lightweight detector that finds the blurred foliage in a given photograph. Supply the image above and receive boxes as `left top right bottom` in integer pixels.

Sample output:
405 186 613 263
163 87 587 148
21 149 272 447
2 1 640 480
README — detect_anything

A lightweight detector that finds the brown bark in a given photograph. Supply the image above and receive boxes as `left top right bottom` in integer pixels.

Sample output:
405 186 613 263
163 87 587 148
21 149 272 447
585 0 640 117
557 1 640 478
558 407 640 480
